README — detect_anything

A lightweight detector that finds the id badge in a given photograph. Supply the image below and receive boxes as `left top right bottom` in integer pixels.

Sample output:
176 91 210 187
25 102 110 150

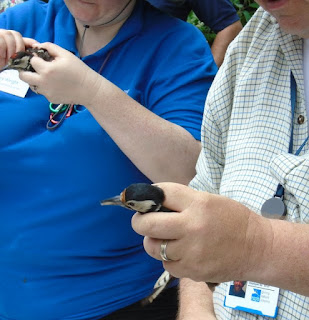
0 70 29 97
224 281 279 318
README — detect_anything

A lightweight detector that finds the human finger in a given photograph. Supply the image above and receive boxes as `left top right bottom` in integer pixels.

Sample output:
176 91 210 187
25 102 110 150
131 210 185 240
4 30 28 61
5 35 38 56
143 237 182 262
153 182 201 212
18 70 41 87
32 41 70 58
23 37 40 49
131 183 204 240
143 236 208 281
0 38 7 67
8 31 24 58
26 55 50 73
0 30 20 65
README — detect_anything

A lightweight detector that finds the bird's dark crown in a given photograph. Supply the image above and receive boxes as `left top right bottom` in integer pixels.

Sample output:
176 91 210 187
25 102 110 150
121 183 166 213
124 183 165 202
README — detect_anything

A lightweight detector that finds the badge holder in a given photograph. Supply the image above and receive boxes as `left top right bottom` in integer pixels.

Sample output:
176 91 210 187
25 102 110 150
224 281 279 318
261 184 286 219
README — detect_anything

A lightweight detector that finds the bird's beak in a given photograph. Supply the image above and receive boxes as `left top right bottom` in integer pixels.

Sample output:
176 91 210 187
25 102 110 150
100 195 125 207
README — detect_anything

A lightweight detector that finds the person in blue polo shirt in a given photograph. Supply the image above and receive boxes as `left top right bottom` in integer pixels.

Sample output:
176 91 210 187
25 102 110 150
0 0 217 319
0 0 241 66
147 0 243 67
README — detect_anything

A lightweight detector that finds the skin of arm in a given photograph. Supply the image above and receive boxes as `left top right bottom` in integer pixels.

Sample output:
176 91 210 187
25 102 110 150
131 182 309 297
210 20 243 67
19 42 201 185
177 279 217 320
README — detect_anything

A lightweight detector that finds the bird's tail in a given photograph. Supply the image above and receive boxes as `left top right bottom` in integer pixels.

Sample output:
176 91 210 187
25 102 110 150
140 270 175 306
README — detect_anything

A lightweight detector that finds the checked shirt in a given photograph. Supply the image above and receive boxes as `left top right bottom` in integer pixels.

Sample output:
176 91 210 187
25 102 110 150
190 7 309 320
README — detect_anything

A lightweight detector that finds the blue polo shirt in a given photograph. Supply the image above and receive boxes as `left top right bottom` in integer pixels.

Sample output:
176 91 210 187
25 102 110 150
0 0 217 319
148 0 240 32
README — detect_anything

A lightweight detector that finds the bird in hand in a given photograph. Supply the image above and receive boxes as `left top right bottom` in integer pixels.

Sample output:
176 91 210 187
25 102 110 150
100 183 171 214
101 183 219 304
101 183 174 305
0 47 53 73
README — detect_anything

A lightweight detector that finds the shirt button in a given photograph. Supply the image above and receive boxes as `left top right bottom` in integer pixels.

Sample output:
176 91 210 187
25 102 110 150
297 115 305 124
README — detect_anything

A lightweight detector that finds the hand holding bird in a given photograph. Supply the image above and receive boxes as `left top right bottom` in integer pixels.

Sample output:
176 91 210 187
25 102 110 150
101 182 220 305
18 42 102 106
130 182 270 287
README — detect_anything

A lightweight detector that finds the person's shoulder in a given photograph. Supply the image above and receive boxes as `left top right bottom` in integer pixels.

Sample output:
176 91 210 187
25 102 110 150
227 7 277 56
243 7 276 36
210 7 276 97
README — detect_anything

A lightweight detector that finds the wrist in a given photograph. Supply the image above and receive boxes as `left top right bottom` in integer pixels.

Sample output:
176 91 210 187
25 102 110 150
79 69 104 108
243 212 274 281
178 279 216 319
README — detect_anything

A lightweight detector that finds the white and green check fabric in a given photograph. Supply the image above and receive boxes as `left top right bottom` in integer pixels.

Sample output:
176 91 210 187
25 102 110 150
190 7 309 320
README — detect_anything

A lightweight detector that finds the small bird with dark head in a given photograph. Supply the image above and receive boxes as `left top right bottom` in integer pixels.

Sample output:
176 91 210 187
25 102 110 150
0 47 53 73
100 183 171 214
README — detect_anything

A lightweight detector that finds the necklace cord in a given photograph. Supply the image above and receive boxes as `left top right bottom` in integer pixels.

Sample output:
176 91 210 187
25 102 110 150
78 25 89 58
98 0 134 26
78 0 134 57
275 73 309 198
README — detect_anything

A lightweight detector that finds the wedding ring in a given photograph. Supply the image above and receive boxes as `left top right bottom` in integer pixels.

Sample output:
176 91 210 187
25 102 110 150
160 240 172 262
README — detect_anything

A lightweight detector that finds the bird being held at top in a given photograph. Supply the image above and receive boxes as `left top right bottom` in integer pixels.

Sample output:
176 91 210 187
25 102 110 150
0 47 53 73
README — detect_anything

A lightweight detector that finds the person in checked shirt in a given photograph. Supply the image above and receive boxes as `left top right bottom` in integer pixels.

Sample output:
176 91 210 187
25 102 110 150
132 0 309 319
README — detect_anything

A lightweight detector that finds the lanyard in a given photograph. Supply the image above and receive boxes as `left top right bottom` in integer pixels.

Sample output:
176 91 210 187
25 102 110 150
275 74 309 198
261 73 309 218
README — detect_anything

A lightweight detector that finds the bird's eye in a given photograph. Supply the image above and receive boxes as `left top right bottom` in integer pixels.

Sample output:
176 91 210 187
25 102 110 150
127 202 135 207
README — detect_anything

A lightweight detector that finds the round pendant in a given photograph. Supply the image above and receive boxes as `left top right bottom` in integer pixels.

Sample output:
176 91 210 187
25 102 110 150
261 197 287 219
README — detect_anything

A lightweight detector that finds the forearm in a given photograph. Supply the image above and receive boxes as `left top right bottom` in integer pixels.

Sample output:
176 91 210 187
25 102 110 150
211 21 242 67
84 73 201 184
245 213 309 296
178 278 216 320
133 183 309 296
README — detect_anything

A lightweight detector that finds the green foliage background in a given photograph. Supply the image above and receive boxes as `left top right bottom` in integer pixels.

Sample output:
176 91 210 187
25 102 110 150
187 0 259 44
